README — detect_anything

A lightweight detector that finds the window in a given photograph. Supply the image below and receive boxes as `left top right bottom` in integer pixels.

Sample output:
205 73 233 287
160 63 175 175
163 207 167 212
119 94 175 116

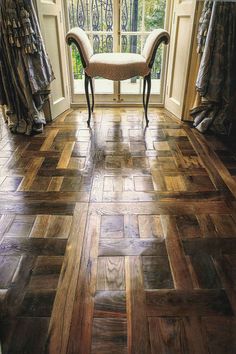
67 0 167 104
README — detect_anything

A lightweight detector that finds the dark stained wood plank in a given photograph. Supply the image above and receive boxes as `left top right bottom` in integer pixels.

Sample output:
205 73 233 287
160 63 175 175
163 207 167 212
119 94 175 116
91 318 127 354
213 255 236 314
18 157 45 191
183 238 236 255
0 256 20 288
47 176 64 191
0 289 8 317
183 317 209 354
6 317 49 354
0 238 67 256
19 290 56 317
66 210 100 354
94 291 126 318
99 238 167 257
29 215 51 238
146 289 233 316
44 215 72 239
202 317 236 354
161 215 193 289
210 214 236 237
46 204 88 354
4 215 35 237
0 201 76 215
175 214 202 239
186 127 235 197
126 256 151 354
149 317 189 354
190 253 221 289
142 256 174 289
3 255 36 318
90 201 231 217
32 255 64 275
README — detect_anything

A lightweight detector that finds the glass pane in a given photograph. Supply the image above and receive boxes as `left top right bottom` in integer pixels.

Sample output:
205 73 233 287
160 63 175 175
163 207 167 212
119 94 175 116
121 34 142 53
144 0 166 31
68 0 113 31
121 0 143 32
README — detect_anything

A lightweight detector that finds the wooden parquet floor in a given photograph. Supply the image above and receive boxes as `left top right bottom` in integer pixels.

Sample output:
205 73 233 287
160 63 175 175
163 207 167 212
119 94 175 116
0 108 236 354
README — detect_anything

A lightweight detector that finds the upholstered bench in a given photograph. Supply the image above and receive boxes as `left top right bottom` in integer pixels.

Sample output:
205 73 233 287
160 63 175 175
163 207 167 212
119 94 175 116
66 27 170 126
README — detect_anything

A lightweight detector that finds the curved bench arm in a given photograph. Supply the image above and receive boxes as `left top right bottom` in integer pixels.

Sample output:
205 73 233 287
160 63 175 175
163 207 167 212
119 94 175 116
142 29 170 68
66 27 93 69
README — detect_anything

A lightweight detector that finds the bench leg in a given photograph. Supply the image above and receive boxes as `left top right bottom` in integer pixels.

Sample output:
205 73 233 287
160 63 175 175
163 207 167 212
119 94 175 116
143 73 151 126
85 73 91 126
143 76 146 111
89 77 94 113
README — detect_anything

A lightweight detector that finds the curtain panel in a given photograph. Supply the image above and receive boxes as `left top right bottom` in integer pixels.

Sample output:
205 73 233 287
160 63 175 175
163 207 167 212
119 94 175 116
191 0 236 135
0 0 54 135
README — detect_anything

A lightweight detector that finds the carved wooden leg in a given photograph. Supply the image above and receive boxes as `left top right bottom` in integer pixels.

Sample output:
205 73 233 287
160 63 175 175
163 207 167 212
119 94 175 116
145 73 151 126
85 73 91 126
89 77 94 113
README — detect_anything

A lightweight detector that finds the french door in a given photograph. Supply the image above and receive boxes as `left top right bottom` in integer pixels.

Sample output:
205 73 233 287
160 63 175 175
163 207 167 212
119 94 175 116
66 0 168 105
36 0 70 119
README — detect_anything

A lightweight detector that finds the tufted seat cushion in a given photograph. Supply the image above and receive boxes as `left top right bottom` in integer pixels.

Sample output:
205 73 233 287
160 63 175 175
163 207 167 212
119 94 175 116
85 53 150 81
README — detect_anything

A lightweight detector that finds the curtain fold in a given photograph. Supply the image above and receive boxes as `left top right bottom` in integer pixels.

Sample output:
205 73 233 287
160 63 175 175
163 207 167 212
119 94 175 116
0 0 54 135
190 0 236 135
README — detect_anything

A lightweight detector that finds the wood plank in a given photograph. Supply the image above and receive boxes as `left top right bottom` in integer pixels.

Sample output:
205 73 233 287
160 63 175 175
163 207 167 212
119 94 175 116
161 215 193 289
40 129 59 151
183 238 236 255
91 318 127 354
0 238 67 256
90 201 231 216
94 291 126 318
142 256 174 289
126 256 151 354
57 142 75 169
6 317 49 354
190 253 221 289
97 257 125 290
66 210 100 354
18 157 44 191
149 317 189 354
202 317 236 354
46 204 88 354
146 289 233 316
99 238 167 257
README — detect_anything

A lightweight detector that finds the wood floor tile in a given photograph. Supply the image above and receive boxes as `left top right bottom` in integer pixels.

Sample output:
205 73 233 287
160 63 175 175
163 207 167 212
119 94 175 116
1 108 236 354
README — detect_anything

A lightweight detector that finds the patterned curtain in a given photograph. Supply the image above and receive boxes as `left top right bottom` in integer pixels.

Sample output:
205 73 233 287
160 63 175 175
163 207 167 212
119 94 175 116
190 0 236 135
0 0 54 135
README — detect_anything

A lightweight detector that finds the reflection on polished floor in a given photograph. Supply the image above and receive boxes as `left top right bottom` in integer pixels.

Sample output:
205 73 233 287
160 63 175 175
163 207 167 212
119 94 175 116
0 108 236 354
